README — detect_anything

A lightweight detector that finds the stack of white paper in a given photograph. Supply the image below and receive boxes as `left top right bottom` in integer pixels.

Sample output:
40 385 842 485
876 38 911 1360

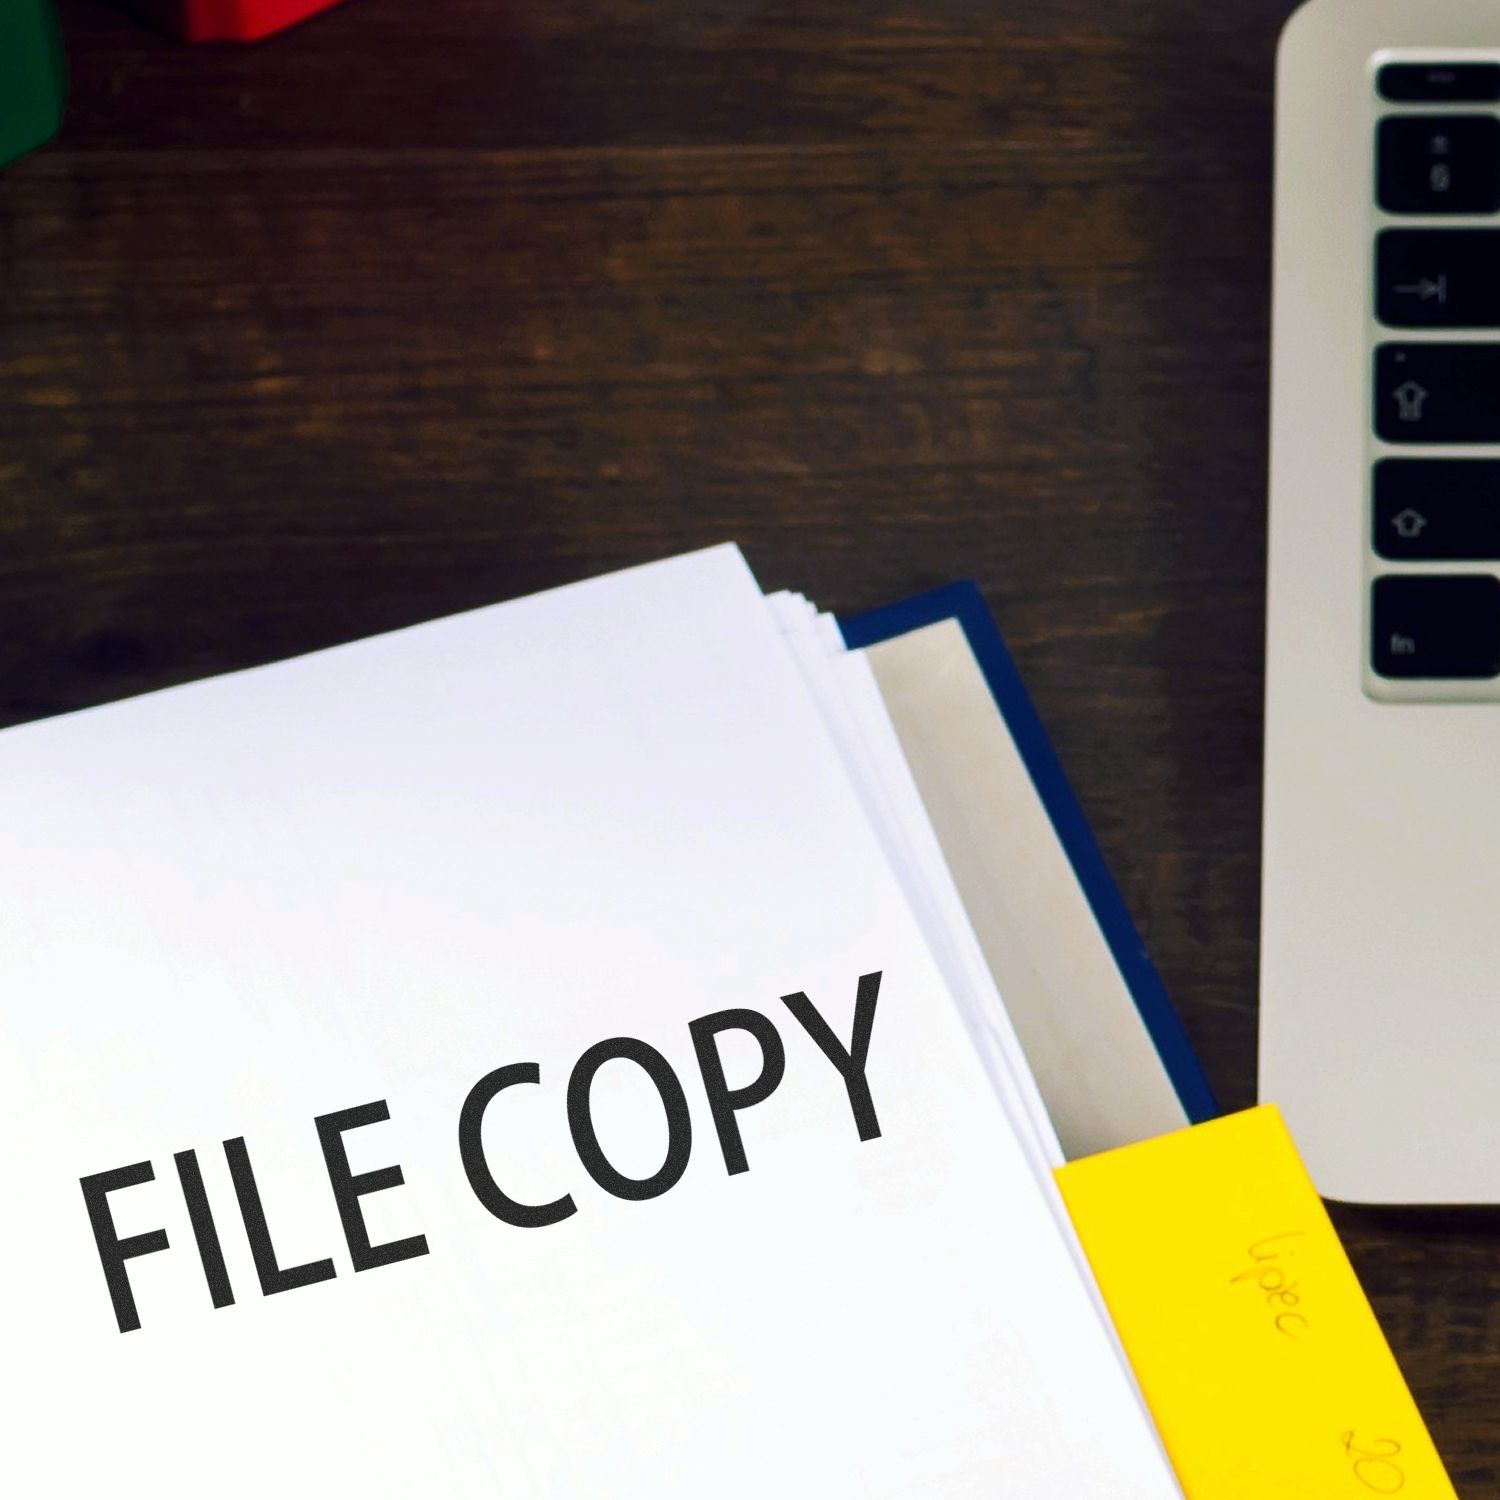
0 546 1180 1498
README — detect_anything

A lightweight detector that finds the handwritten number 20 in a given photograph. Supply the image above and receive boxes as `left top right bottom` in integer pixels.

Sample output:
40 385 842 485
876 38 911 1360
1340 1431 1406 1494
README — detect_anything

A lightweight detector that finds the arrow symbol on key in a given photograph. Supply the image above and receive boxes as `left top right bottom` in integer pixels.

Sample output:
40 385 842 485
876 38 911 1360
1395 276 1448 304
1391 507 1428 539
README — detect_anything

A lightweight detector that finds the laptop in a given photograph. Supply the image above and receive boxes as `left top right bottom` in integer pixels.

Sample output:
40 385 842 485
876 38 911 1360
1263 0 1500 1203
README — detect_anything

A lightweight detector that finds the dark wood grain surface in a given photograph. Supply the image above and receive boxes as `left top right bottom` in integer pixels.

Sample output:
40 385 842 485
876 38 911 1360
4 0 1496 1486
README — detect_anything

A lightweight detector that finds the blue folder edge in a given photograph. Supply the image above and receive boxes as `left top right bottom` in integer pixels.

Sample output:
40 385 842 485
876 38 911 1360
839 582 1219 1125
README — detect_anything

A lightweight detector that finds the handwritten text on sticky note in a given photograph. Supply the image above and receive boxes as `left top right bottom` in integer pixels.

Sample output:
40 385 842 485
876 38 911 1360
1055 1106 1455 1499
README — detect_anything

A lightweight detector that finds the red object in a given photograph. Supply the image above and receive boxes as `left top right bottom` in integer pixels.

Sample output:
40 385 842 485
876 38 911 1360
130 0 349 42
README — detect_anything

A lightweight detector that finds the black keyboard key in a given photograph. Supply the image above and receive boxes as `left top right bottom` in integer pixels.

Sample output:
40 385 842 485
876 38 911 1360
1375 461 1500 559
1372 575 1500 679
1377 230 1500 327
1378 63 1500 104
1377 116 1500 214
1375 344 1500 442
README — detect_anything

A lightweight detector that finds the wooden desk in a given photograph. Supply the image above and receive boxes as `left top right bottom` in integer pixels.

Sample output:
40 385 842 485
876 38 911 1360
3 0 1494 1484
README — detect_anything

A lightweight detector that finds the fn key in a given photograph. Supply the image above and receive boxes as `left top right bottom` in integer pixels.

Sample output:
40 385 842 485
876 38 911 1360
1373 575 1500 679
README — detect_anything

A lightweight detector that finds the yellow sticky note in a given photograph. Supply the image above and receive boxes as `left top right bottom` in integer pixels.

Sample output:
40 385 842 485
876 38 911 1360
1055 1106 1455 1498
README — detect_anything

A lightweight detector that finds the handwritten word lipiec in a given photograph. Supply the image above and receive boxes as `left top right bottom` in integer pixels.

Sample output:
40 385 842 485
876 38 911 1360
80 973 883 1335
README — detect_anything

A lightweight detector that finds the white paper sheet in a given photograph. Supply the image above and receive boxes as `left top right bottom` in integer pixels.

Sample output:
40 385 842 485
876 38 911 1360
765 594 1157 1421
766 593 1061 1175
0 546 1179 1498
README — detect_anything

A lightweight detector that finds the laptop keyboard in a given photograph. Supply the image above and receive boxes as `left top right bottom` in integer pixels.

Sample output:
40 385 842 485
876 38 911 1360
1371 61 1500 688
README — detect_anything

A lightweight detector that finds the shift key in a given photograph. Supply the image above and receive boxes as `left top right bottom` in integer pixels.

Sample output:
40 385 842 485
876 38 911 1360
1376 344 1500 442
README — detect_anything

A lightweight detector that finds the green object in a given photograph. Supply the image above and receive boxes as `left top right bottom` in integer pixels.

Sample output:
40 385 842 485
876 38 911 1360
1 0 67 168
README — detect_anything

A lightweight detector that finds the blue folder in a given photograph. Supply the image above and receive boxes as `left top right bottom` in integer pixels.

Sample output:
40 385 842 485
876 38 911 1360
840 582 1218 1127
